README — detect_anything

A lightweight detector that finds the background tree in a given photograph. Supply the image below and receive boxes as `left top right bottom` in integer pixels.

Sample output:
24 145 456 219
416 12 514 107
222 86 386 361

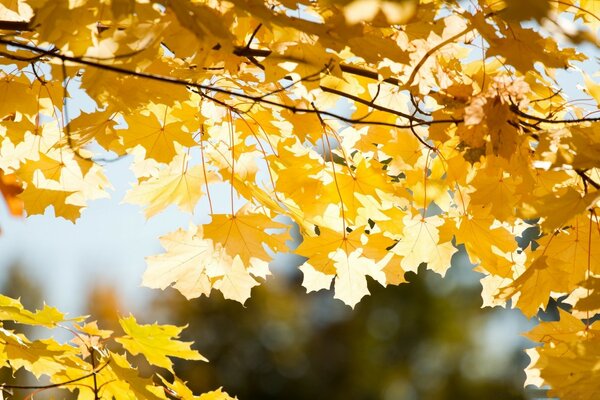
154 259 534 400
0 0 600 399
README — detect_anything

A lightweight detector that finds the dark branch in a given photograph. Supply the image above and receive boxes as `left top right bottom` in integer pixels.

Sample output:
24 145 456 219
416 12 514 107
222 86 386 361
510 104 600 124
2 358 110 391
576 170 600 190
0 38 454 148
233 46 402 85
0 20 32 31
319 84 426 122
403 26 474 89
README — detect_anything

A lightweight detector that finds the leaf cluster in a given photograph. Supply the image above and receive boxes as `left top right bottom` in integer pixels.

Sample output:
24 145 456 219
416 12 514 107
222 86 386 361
0 294 234 399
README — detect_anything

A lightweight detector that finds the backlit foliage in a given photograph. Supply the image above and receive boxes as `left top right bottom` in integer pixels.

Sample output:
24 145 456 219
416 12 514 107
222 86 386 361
0 294 234 399
0 0 599 398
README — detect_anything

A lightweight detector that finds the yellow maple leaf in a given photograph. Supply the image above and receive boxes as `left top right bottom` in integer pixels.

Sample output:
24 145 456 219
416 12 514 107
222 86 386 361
333 155 397 221
3 335 77 379
0 294 67 328
454 211 518 278
565 276 600 319
66 109 121 151
392 215 456 276
161 376 237 400
502 256 571 317
584 74 600 107
295 227 363 275
521 187 599 233
535 212 600 290
524 307 600 400
332 249 385 308
202 206 291 265
19 185 81 221
212 255 260 304
124 154 217 218
469 166 519 222
98 352 168 400
530 340 600 400
296 227 391 306
116 315 206 373
143 225 215 299
552 125 600 170
198 387 237 400
145 223 264 304
525 308 589 344
121 108 197 163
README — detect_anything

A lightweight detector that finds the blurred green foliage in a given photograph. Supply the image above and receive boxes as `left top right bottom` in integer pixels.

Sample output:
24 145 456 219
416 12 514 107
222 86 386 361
154 248 533 400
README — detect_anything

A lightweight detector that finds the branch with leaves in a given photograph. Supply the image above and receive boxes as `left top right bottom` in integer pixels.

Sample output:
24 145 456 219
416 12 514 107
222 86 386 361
0 294 233 400
1 1 600 399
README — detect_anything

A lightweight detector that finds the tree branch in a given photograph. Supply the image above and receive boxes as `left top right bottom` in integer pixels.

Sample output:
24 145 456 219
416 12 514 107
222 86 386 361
0 20 31 31
576 170 600 190
1 358 110 391
403 26 474 88
510 104 600 124
0 38 455 148
232 46 402 85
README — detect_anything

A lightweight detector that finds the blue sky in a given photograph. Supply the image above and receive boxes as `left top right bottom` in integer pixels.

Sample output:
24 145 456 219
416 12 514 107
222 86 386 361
0 155 192 315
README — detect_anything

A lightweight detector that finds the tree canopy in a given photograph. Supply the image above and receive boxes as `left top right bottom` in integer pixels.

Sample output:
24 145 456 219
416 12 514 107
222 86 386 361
0 0 600 398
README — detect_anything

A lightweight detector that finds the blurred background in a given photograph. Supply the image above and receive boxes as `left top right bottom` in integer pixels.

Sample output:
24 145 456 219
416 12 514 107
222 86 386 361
153 256 537 400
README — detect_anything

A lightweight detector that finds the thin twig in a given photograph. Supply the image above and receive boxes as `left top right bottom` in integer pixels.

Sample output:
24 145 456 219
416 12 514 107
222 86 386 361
576 170 600 190
2 358 110 391
510 104 600 124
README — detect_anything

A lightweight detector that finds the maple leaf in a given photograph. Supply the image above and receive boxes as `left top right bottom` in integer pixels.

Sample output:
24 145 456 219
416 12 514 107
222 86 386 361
212 255 261 304
453 210 518 278
3 337 76 379
66 109 121 151
19 185 82 221
392 215 456 277
565 276 600 319
530 212 600 292
501 256 570 317
520 188 599 233
0 295 68 328
584 75 600 107
332 249 384 308
116 315 206 373
333 154 397 221
524 309 590 344
99 352 169 400
525 311 600 400
0 168 24 217
144 224 263 304
161 376 237 400
482 22 585 72
124 154 217 218
469 166 519 222
121 108 197 163
143 225 216 299
296 227 391 306
548 125 600 170
202 206 291 265
295 227 363 276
